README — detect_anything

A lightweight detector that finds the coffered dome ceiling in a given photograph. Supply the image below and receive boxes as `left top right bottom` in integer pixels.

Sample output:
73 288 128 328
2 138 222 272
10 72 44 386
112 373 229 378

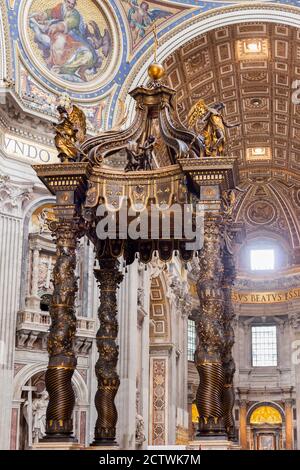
164 22 300 177
163 22 300 257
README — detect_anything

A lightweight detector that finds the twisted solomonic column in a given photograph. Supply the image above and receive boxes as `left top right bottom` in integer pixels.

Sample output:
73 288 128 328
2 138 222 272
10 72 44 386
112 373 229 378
195 214 227 436
92 257 123 446
44 220 80 441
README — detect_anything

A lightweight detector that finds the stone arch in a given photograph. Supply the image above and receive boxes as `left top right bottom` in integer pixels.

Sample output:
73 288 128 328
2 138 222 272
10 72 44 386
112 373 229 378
235 181 300 252
0 8 5 81
245 401 286 450
0 2 8 81
236 230 293 272
247 401 285 425
11 362 89 449
13 362 88 404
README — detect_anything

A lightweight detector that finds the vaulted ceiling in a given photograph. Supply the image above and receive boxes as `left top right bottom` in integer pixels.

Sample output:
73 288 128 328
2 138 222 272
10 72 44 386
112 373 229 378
163 22 300 258
164 22 300 176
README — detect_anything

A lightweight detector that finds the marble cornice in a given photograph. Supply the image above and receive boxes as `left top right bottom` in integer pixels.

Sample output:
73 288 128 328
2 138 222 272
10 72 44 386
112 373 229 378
0 91 54 146
235 270 300 291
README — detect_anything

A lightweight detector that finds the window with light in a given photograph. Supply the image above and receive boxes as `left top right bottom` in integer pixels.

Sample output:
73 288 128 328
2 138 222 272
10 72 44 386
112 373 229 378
188 319 196 361
252 325 278 367
250 249 275 271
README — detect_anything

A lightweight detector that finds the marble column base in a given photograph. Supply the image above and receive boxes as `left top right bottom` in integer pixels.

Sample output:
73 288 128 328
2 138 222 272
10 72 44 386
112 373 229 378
85 446 121 451
32 442 82 450
187 439 241 450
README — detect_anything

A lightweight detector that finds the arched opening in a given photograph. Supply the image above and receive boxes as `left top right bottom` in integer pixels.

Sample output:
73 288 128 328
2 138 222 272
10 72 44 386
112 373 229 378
247 403 284 450
12 364 89 450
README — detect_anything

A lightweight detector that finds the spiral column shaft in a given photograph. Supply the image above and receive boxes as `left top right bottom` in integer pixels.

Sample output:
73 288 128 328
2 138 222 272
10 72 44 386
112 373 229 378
92 257 123 446
44 220 79 441
195 214 226 436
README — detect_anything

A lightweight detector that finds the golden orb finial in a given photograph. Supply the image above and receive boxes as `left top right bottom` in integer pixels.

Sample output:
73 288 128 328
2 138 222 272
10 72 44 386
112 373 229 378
148 23 165 81
148 63 165 81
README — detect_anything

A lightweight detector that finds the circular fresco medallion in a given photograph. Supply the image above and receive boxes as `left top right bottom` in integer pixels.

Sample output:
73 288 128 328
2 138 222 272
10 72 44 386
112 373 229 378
246 200 276 225
20 0 121 92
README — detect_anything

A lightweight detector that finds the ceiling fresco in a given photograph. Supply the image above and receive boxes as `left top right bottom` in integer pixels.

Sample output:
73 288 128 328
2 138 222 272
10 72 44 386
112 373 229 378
26 0 114 85
1 0 300 132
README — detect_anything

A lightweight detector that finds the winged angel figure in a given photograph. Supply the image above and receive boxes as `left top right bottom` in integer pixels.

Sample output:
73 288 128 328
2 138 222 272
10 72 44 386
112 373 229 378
125 0 172 41
188 100 240 157
54 95 87 162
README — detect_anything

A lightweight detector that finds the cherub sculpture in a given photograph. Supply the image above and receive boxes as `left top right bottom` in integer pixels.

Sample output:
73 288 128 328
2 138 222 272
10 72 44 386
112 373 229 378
124 141 140 172
124 136 155 172
222 189 236 218
54 94 87 163
138 135 155 170
188 100 240 157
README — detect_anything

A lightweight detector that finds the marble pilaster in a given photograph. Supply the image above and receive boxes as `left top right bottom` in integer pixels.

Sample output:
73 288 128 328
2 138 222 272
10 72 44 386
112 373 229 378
117 260 138 449
0 176 31 449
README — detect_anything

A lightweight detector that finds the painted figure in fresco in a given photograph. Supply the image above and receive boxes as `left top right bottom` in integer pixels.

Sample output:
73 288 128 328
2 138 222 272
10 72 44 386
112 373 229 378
126 0 172 41
188 99 240 156
29 0 112 82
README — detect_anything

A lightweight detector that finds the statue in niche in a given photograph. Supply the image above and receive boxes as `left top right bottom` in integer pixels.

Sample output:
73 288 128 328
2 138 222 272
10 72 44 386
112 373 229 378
188 100 240 157
23 390 48 444
37 207 56 234
124 136 155 172
135 413 146 446
54 94 87 162
32 390 48 442
135 390 146 447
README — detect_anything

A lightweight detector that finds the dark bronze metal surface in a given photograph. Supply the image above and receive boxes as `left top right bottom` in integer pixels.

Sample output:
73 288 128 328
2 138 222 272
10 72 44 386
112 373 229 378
32 71 242 445
44 219 79 440
195 214 227 436
92 257 123 446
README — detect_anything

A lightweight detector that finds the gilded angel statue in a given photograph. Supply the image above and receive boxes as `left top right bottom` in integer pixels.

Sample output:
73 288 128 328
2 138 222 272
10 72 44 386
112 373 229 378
54 94 87 163
188 99 240 157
